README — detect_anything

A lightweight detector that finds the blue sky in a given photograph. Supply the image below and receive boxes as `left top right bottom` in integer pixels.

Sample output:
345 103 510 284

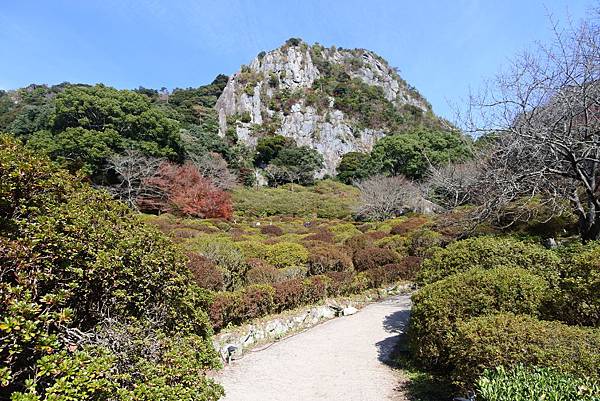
0 0 592 120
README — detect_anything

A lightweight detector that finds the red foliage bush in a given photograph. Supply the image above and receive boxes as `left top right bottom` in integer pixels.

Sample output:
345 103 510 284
325 271 355 296
187 252 224 291
241 284 275 320
307 245 353 275
139 161 232 219
246 262 281 285
344 234 373 255
366 231 388 241
303 275 331 303
209 291 243 331
353 247 400 272
390 216 429 235
260 225 284 236
273 279 306 312
304 229 335 244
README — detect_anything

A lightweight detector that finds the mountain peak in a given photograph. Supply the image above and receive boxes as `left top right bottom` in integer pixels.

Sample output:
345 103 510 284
216 39 441 176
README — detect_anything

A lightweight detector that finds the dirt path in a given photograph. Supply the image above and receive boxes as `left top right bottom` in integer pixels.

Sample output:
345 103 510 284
214 295 411 401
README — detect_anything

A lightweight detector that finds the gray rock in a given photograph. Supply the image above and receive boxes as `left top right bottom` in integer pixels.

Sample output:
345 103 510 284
342 306 358 316
215 40 431 177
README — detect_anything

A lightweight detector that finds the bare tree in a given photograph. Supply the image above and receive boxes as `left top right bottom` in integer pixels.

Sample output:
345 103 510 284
106 150 163 209
422 160 483 209
189 152 238 190
465 12 600 241
355 175 426 221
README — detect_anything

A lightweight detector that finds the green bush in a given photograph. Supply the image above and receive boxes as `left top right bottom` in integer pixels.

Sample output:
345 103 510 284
232 183 358 219
409 268 549 370
0 135 221 399
449 313 600 386
239 241 309 268
550 242 600 327
417 236 559 285
477 365 600 401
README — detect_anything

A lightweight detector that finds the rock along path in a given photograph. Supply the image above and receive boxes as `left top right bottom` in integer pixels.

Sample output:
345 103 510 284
214 295 411 401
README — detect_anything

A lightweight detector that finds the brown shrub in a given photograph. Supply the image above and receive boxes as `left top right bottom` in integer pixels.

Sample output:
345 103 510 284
241 284 275 320
187 252 224 291
172 228 200 238
307 245 353 275
390 216 429 235
344 234 373 255
325 271 355 296
353 247 400 271
366 231 388 241
209 291 243 331
260 224 284 236
303 228 335 244
273 279 305 311
303 275 331 303
246 261 282 285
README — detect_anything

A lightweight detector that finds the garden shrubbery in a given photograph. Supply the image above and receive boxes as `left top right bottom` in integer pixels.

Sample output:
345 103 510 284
417 236 559 285
0 135 222 400
448 313 600 385
408 267 549 369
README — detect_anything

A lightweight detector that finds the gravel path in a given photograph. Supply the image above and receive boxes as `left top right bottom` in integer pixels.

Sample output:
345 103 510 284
214 295 411 401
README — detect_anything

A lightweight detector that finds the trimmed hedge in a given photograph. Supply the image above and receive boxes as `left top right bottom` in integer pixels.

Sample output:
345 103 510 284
449 313 600 386
409 267 549 370
417 236 560 285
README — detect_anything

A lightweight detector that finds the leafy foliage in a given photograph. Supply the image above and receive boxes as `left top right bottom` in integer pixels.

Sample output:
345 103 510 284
369 128 471 180
0 135 221 399
448 313 600 386
417 236 560 285
408 268 549 370
477 365 600 401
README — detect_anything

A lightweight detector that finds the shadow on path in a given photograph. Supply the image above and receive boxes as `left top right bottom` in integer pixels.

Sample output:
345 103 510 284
376 309 410 366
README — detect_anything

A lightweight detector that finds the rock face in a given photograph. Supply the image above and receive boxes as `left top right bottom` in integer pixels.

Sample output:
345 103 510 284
215 39 435 176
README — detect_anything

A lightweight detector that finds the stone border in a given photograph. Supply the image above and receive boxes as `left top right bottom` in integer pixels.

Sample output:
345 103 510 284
213 282 414 362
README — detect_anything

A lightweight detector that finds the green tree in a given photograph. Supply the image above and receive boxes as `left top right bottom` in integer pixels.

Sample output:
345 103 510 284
266 145 324 186
369 129 471 179
255 134 294 166
336 152 372 183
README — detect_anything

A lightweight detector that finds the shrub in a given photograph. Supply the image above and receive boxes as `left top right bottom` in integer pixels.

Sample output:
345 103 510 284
260 224 284 236
0 135 221 399
241 284 275 320
273 279 306 311
209 292 243 331
325 271 355 296
187 252 225 291
550 243 600 327
267 242 309 268
405 228 443 257
476 365 600 401
344 234 373 255
303 275 332 304
408 268 549 370
417 236 560 285
449 313 600 386
384 256 422 281
353 247 400 271
303 228 335 243
192 237 248 290
239 240 309 268
389 216 429 235
307 245 353 275
245 261 282 285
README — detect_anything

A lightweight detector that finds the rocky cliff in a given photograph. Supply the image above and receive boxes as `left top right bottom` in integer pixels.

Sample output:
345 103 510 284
215 38 441 176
